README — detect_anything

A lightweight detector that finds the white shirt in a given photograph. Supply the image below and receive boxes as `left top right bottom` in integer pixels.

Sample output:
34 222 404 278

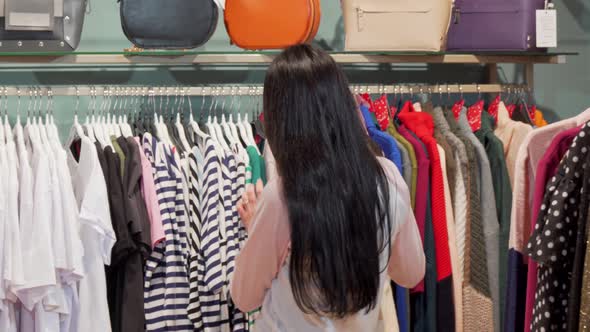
15 122 61 332
16 123 56 309
0 136 24 332
0 139 10 332
67 135 116 332
53 142 85 332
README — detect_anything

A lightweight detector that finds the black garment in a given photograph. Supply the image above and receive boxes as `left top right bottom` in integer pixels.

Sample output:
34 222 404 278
527 121 590 331
567 137 590 332
103 145 145 332
119 137 152 257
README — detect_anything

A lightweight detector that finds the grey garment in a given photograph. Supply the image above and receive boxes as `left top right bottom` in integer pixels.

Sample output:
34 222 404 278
457 109 501 332
444 110 488 297
396 140 413 189
429 107 470 198
429 106 471 279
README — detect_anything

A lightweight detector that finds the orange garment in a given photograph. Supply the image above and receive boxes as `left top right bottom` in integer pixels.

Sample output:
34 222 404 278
534 110 548 127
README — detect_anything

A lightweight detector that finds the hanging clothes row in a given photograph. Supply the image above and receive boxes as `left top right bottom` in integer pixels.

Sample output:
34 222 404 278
0 90 269 332
506 106 590 332
355 89 549 332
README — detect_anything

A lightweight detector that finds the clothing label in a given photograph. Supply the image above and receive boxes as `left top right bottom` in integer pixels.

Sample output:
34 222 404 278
372 95 390 131
487 96 501 124
467 100 484 132
506 104 516 118
452 100 465 120
528 105 537 122
390 106 398 119
536 9 557 48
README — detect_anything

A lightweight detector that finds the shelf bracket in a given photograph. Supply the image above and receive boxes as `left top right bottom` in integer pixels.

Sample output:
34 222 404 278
487 63 499 84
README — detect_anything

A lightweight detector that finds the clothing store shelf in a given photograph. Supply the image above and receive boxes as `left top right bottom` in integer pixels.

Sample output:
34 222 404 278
0 51 574 65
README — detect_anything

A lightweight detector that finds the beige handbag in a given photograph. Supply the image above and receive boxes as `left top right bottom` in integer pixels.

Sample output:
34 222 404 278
342 0 453 51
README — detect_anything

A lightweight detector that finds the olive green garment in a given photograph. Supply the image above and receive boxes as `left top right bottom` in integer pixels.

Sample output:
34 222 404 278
388 123 417 209
111 135 126 176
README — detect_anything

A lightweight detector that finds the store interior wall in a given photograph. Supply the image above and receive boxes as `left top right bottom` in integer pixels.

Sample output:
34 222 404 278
0 0 586 139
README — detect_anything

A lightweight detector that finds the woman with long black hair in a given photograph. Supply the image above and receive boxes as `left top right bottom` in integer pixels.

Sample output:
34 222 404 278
231 44 425 331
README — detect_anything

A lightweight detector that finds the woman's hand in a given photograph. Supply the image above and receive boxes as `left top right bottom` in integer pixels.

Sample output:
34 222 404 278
237 179 264 230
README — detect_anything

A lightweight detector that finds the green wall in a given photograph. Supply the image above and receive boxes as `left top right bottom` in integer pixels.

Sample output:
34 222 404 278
0 0 587 139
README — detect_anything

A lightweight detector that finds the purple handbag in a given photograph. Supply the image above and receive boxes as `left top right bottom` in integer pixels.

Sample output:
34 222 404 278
446 0 545 51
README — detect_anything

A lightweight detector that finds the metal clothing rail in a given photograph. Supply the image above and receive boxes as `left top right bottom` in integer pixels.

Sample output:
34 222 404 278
0 84 528 97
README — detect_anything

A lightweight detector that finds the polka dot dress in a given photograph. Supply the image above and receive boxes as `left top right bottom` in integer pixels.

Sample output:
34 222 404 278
526 121 590 331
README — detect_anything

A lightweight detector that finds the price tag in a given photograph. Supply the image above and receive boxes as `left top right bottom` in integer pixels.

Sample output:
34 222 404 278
536 9 557 48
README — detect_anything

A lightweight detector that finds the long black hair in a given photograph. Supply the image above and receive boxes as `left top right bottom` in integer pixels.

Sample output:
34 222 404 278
263 44 392 318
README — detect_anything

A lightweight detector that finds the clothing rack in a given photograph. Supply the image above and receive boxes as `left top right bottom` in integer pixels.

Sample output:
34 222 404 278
0 83 529 97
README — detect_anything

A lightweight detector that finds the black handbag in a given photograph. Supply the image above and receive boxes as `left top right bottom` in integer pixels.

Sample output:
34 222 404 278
0 0 86 51
119 0 218 49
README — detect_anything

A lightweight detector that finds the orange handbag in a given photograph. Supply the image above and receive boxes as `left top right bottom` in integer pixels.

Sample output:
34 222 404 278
224 0 321 50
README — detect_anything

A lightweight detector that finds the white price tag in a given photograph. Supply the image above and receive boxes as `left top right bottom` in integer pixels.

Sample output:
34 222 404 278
536 9 557 48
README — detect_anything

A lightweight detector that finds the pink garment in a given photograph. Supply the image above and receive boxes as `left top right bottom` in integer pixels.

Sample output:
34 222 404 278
494 102 533 188
523 126 580 332
230 157 425 331
509 108 590 255
134 137 165 247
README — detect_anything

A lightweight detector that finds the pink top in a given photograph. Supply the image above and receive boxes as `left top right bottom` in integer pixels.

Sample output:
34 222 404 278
230 157 425 331
493 102 533 188
134 137 165 247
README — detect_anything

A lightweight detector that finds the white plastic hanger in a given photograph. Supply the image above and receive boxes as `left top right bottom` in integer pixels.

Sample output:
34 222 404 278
96 88 112 148
84 87 96 143
228 87 245 148
47 88 61 146
221 87 240 148
91 88 103 144
112 88 123 138
212 91 230 152
205 88 220 143
120 87 133 137
67 87 86 148
189 89 209 149
2 87 12 145
37 89 53 155
174 88 191 152
14 88 26 153
23 89 38 152
158 89 173 145
204 88 226 156
0 87 6 147
27 89 43 152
